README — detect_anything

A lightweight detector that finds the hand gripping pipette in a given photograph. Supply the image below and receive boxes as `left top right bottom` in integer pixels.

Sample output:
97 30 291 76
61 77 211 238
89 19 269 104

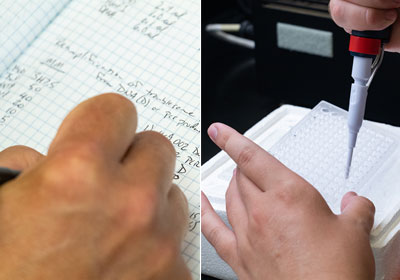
345 28 391 178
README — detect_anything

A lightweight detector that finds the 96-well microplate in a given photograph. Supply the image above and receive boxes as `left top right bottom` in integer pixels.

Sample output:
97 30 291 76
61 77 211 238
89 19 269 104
268 101 397 215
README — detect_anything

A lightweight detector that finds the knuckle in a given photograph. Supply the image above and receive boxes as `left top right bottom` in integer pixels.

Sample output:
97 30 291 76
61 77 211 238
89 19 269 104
135 190 160 228
140 131 176 158
248 206 267 232
274 175 315 204
208 226 222 245
365 8 382 27
236 146 255 168
59 149 98 179
115 187 160 231
363 197 375 214
139 183 160 206
208 226 230 256
352 214 374 232
39 147 101 197
358 196 375 213
345 196 375 232
275 175 302 195
151 236 181 273
273 187 297 206
278 176 298 190
358 197 376 228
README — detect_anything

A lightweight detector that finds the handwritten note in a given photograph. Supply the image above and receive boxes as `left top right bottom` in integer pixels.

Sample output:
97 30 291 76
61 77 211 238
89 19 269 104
98 0 137 18
133 1 188 39
0 0 200 277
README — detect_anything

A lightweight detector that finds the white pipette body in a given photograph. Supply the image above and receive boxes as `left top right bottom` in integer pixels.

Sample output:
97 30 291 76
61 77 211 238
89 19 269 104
346 56 372 178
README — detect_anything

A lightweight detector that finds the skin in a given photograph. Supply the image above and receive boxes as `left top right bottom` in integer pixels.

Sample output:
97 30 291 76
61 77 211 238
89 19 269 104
0 93 191 280
202 122 376 280
329 0 400 51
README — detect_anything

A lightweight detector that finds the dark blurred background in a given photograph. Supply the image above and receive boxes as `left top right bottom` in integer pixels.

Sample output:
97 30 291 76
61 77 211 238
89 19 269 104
202 0 400 279
202 0 264 164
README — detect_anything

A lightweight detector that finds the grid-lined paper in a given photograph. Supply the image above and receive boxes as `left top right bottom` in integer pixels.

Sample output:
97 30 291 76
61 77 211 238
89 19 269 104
0 0 71 74
0 0 200 277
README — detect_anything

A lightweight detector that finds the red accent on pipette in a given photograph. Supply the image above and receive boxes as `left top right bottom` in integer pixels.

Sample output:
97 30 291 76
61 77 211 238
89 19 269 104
349 36 380 56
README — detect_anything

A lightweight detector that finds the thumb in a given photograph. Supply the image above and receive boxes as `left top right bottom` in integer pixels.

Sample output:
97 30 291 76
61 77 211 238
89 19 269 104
0 145 44 170
340 192 375 233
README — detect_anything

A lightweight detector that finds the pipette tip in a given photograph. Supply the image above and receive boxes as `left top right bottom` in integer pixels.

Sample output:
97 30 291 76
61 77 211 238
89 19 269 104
345 147 354 180
345 167 350 179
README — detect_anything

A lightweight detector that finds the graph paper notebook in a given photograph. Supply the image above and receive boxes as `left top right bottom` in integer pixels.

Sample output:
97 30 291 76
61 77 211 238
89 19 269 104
0 0 200 277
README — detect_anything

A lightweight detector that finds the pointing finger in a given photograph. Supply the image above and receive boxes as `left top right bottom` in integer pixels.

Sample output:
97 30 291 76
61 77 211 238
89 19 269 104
208 123 295 191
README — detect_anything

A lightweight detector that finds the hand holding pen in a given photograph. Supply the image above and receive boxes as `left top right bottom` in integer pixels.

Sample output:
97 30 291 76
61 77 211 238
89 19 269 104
0 93 190 280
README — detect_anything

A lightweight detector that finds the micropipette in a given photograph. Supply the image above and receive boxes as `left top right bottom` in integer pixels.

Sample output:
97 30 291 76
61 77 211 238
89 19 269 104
345 28 391 178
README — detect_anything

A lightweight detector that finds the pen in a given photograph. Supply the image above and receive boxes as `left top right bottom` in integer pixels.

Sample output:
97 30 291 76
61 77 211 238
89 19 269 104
0 167 21 185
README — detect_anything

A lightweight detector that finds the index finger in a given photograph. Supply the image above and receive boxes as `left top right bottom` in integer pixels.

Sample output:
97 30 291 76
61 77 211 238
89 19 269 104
48 93 137 162
208 123 295 191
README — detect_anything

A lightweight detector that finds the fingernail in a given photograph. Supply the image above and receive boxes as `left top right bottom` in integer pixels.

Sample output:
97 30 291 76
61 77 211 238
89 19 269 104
208 125 218 142
348 191 358 197
385 10 397 21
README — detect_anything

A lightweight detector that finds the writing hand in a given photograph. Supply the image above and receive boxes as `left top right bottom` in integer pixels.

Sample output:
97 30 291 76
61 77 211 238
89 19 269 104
0 93 190 280
202 122 375 280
